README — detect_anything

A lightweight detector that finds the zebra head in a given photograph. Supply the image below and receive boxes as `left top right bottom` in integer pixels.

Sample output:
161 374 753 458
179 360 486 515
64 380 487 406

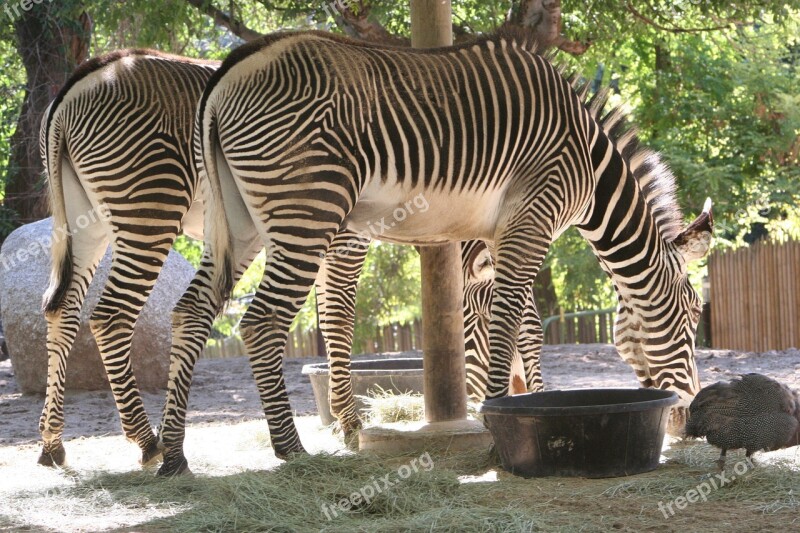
462 240 530 400
614 198 714 436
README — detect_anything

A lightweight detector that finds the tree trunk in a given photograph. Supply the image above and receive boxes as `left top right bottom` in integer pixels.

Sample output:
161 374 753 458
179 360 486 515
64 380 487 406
411 0 468 424
4 4 91 238
532 264 559 318
651 42 671 140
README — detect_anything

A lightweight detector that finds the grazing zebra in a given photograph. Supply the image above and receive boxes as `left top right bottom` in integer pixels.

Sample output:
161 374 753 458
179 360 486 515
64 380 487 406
462 240 535 399
157 28 712 476
38 49 530 467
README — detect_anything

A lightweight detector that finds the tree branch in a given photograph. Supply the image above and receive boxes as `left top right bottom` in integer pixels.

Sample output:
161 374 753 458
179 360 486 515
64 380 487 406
503 0 589 55
332 0 409 46
624 2 735 34
185 0 264 42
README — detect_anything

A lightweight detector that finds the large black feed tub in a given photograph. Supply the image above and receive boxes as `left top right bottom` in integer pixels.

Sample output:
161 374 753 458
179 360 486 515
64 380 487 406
479 388 678 478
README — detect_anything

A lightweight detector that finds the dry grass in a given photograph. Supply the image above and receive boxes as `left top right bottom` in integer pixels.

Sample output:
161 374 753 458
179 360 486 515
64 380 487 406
1 415 799 532
358 388 425 425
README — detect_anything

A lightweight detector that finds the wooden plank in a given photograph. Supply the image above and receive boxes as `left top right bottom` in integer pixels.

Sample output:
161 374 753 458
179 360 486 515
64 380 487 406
709 252 719 348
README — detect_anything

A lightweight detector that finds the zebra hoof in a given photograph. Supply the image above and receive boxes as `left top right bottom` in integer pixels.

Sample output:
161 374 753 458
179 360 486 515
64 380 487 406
343 429 360 451
37 443 66 467
341 419 362 449
140 440 165 467
273 444 308 461
157 454 190 477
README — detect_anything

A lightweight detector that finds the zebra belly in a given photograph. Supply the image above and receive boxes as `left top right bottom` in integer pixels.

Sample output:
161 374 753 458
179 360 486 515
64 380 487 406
344 181 504 245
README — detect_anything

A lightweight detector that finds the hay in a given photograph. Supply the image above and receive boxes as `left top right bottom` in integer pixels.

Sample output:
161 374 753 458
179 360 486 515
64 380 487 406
3 419 799 532
358 388 425 425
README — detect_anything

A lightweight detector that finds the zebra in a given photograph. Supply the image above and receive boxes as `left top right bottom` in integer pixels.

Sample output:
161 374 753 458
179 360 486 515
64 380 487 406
156 28 713 476
39 49 217 467
37 48 530 467
462 240 535 399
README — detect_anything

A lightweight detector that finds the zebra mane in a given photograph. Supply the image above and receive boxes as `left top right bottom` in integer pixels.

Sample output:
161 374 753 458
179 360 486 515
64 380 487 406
574 79 684 242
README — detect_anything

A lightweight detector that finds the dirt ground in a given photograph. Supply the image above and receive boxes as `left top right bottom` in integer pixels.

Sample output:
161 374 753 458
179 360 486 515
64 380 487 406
2 343 799 446
1 344 799 532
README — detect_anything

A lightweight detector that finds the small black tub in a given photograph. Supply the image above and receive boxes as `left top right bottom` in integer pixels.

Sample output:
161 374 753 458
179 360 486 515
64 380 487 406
479 388 678 478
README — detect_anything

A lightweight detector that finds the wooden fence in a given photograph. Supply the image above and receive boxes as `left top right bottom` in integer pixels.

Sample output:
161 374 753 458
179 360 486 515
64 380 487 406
202 319 423 359
542 309 616 345
709 240 800 351
202 308 624 360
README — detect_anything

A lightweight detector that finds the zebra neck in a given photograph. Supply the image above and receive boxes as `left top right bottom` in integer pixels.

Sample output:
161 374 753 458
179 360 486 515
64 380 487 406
576 132 678 303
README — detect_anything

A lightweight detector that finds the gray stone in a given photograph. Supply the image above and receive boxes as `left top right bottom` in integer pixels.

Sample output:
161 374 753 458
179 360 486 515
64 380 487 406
0 218 196 393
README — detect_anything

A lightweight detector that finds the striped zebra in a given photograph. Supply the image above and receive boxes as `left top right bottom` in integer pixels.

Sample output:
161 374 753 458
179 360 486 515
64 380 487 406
38 50 217 467
462 240 535 399
157 29 712 476
37 49 529 467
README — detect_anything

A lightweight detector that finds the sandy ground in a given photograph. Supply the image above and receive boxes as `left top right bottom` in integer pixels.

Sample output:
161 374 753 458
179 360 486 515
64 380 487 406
2 343 799 447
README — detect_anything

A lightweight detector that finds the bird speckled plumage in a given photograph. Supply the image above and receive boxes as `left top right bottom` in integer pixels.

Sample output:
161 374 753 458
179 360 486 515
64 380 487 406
686 373 800 469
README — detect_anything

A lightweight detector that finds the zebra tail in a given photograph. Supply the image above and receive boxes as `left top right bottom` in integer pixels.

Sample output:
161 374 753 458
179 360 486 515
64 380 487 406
201 108 234 308
41 103 73 314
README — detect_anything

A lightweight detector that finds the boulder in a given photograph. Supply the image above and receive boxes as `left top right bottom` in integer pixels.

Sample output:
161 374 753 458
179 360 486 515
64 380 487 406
0 219 196 393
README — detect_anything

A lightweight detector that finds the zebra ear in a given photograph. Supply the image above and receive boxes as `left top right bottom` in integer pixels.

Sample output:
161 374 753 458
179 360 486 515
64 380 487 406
463 242 493 282
673 198 713 263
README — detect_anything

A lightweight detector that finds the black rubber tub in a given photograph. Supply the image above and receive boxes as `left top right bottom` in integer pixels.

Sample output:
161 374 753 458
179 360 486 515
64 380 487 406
302 358 424 425
479 388 678 478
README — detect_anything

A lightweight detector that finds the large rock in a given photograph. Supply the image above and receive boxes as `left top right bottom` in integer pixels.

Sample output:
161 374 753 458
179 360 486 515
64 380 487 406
0 219 196 393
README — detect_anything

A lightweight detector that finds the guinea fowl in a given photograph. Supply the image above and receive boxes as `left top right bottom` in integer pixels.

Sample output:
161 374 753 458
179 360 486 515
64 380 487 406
686 373 800 470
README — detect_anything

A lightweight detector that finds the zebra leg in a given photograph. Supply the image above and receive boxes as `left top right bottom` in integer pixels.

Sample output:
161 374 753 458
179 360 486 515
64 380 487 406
38 157 110 467
316 229 370 443
240 229 344 459
462 240 532 400
157 240 261 476
39 234 108 467
88 244 174 466
464 310 489 401
484 220 552 400
518 286 544 392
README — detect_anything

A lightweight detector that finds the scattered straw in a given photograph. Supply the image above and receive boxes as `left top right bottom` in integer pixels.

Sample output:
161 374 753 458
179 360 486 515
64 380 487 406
2 417 799 532
358 387 425 425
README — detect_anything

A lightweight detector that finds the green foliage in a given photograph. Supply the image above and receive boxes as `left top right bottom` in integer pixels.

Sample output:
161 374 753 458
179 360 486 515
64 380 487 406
172 235 204 268
627 16 800 246
548 228 616 311
0 37 24 201
353 242 421 350
547 9 800 310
